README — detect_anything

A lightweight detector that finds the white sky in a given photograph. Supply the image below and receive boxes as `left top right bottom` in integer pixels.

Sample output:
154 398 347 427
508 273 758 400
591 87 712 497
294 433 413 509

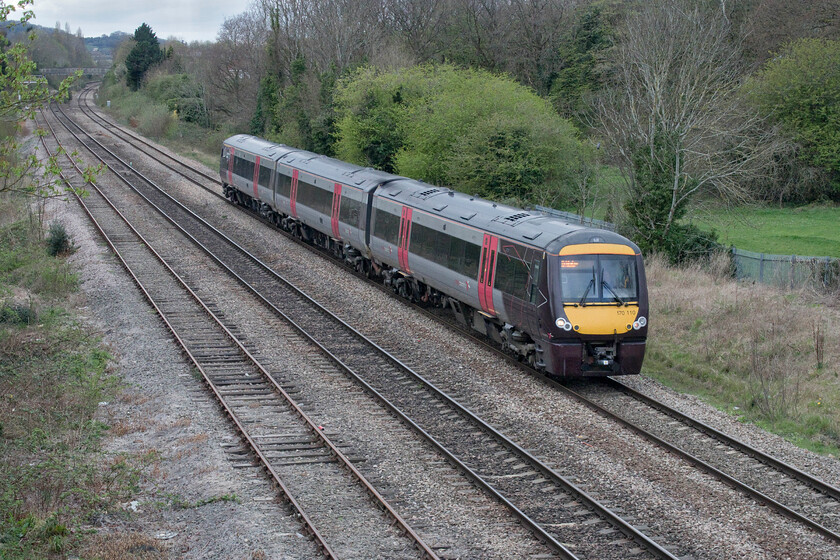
28 0 252 42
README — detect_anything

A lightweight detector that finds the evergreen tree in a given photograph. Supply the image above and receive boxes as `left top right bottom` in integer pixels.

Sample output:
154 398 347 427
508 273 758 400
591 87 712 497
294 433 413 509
125 23 162 90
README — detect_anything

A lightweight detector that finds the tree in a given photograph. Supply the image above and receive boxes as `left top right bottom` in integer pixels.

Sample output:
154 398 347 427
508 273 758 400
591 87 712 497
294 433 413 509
125 23 162 89
593 0 776 259
206 8 267 126
334 64 587 205
747 38 840 198
1 1 99 203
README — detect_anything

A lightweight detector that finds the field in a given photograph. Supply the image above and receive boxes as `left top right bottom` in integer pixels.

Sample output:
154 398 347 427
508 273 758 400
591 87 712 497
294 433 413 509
691 203 840 257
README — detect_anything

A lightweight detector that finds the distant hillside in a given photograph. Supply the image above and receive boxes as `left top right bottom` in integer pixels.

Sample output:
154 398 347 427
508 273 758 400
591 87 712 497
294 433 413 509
85 31 131 66
1 21 94 68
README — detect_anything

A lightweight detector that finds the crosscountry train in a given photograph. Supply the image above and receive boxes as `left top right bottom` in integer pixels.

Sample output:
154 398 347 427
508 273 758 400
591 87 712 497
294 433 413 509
220 134 648 377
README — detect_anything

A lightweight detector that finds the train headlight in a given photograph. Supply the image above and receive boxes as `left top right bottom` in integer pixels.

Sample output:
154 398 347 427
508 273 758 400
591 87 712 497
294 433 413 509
632 316 647 330
555 318 573 331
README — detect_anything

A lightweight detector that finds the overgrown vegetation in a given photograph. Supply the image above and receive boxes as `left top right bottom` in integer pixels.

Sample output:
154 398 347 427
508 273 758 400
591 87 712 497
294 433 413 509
0 197 142 559
645 253 840 454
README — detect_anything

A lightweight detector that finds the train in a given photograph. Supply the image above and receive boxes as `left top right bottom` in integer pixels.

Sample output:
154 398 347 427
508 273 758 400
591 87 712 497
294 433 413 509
220 134 648 377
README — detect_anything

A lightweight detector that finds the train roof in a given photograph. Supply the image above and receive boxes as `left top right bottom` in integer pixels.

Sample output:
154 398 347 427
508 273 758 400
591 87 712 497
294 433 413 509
224 134 298 160
224 135 638 253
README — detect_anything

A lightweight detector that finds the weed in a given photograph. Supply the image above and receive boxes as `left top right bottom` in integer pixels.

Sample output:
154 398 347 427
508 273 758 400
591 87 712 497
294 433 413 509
158 492 239 510
813 321 825 369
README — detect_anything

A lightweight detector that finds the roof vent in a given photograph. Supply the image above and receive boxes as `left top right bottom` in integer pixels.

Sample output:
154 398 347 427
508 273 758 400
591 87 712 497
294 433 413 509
505 212 530 222
412 188 440 199
491 212 533 227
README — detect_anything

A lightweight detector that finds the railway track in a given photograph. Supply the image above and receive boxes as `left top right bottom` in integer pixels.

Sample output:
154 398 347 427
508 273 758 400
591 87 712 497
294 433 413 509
53 91 684 559
38 107 439 560
68 86 840 554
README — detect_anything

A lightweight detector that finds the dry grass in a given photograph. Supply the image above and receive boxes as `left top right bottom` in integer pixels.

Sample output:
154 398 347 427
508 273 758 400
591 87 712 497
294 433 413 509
177 433 207 446
111 420 150 436
81 532 167 560
645 252 840 452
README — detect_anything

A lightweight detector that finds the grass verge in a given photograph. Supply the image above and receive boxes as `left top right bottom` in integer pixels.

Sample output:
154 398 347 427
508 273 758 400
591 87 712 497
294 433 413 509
0 196 142 559
96 81 229 170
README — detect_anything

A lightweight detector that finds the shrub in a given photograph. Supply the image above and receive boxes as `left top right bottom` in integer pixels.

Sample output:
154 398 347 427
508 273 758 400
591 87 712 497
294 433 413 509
0 302 36 325
137 104 175 138
45 221 73 257
334 64 587 204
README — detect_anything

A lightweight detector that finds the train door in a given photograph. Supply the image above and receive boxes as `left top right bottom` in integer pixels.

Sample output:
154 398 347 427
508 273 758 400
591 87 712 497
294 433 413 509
478 234 498 315
224 146 233 184
397 206 413 273
330 182 342 239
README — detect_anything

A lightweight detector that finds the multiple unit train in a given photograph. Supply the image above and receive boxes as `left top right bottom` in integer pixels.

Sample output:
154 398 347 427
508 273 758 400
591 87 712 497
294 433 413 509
220 134 648 377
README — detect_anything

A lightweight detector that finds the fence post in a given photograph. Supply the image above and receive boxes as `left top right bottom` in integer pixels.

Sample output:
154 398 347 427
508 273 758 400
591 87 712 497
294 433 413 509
759 253 764 283
790 254 796 290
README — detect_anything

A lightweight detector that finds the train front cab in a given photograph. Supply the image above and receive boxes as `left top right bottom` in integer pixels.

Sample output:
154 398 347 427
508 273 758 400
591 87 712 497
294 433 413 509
540 242 648 377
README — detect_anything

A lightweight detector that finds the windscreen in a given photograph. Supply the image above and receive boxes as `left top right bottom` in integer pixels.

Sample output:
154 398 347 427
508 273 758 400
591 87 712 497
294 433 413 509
560 254 638 305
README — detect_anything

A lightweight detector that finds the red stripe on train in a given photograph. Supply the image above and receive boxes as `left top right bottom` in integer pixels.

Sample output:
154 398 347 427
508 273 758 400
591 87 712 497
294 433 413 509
331 183 342 239
290 169 299 218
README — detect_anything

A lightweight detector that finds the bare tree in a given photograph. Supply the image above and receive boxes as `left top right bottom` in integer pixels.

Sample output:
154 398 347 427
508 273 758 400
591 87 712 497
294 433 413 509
382 0 448 61
504 0 577 92
594 0 777 245
306 0 384 72
206 8 267 122
259 0 308 79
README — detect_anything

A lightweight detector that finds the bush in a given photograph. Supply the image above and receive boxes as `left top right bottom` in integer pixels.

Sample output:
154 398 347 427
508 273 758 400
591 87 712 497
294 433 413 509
334 64 587 204
137 104 175 138
0 302 36 325
46 221 73 257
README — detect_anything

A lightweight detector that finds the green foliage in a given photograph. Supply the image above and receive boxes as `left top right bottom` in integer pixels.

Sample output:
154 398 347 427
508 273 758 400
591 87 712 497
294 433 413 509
748 38 840 197
0 211 78 298
1 3 86 201
45 221 72 257
251 74 280 136
125 23 162 90
0 302 35 325
254 58 337 155
145 73 208 126
550 3 615 120
335 64 587 205
624 133 721 263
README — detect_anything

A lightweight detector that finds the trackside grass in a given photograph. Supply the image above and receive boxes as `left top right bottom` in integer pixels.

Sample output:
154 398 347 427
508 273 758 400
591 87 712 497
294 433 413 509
0 197 142 559
693 203 840 258
644 253 840 455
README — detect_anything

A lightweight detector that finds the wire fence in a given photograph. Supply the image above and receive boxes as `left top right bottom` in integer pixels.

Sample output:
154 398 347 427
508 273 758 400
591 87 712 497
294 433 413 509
535 206 839 291
732 249 839 291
